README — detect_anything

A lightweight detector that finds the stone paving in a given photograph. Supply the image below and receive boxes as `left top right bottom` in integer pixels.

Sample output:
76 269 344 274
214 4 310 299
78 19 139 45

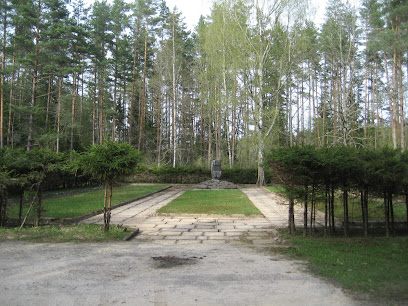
242 187 339 228
81 186 333 245
81 188 185 225
132 215 278 246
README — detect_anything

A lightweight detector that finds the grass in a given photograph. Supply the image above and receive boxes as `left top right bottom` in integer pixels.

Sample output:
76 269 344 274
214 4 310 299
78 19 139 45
278 231 408 303
266 185 407 222
7 184 168 219
313 195 407 223
0 224 129 242
265 186 285 193
157 190 262 215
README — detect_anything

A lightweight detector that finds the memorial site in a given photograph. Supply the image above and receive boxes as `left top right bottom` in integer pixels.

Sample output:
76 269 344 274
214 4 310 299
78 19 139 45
0 0 407 304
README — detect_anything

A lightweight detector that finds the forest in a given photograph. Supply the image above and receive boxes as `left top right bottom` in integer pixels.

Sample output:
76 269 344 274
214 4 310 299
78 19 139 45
0 0 406 181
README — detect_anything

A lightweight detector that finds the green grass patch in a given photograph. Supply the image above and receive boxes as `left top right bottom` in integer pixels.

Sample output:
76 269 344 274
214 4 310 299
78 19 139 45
265 186 285 193
314 195 407 223
8 184 168 219
266 184 407 222
157 190 262 215
0 224 129 242
279 232 408 303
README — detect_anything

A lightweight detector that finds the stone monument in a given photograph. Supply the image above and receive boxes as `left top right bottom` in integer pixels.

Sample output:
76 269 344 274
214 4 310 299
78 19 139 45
195 159 237 189
211 160 222 180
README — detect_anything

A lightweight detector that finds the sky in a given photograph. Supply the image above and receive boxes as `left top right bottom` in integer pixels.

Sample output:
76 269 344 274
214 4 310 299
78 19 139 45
85 0 361 32
165 0 329 31
165 0 213 31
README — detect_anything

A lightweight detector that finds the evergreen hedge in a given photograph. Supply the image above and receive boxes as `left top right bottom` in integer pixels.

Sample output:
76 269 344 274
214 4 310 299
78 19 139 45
266 146 408 237
126 166 272 185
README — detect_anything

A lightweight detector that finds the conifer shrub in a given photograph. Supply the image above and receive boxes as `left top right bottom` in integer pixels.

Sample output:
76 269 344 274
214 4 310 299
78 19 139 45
266 146 408 237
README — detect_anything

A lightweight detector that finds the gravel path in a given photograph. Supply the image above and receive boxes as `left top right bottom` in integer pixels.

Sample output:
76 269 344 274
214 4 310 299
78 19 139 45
0 187 360 305
0 241 358 305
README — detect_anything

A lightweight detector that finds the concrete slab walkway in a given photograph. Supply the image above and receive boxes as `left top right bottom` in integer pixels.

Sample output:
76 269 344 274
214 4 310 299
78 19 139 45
242 187 338 228
81 188 185 225
81 187 281 246
81 186 336 245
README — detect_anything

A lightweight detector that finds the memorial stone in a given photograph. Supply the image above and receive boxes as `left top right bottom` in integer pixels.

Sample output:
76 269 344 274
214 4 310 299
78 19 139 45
211 160 222 180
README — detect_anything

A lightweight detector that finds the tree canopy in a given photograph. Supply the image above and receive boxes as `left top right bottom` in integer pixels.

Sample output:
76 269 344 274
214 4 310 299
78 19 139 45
0 0 405 182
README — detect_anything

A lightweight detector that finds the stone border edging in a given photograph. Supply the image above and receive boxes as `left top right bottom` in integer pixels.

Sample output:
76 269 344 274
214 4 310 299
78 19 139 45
71 186 172 224
123 228 140 241
155 213 265 218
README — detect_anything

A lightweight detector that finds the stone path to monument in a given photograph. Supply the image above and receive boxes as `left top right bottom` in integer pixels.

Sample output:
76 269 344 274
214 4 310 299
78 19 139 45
81 186 334 245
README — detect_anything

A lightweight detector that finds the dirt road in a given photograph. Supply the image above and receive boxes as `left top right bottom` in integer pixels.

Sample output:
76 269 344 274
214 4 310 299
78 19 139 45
0 240 358 305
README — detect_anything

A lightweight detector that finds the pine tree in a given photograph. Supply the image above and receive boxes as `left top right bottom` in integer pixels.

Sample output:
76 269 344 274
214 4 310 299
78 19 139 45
90 0 113 145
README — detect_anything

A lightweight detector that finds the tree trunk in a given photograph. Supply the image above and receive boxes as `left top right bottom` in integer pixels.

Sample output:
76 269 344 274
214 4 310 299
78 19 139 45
288 197 295 234
121 77 127 142
46 76 52 129
398 56 405 151
214 88 220 160
389 193 394 235
103 182 109 232
207 114 212 168
331 185 335 234
361 189 368 237
92 69 97 145
71 70 77 151
0 8 7 149
98 43 105 145
7 48 15 146
364 63 368 142
172 22 177 168
112 46 118 142
129 21 140 145
107 182 113 232
406 193 408 231
79 72 84 138
384 190 390 238
303 185 308 237
384 52 398 149
343 188 349 237
18 192 23 225
138 16 149 151
157 83 162 167
231 76 237 168
310 184 315 236
324 185 328 236
35 187 42 227
0 188 6 227
27 2 41 151
56 76 62 154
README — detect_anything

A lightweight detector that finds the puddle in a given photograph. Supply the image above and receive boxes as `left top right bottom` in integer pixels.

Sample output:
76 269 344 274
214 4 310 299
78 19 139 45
151 255 204 269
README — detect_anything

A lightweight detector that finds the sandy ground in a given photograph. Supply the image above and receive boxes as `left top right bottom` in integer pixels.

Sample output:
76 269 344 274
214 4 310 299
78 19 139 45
0 240 359 306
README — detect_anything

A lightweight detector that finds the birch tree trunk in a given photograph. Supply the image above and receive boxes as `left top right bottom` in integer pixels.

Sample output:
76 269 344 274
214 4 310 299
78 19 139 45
172 22 177 168
138 16 149 150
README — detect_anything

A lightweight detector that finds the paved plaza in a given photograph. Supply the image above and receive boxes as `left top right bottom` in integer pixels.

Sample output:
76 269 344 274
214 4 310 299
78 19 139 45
81 186 332 245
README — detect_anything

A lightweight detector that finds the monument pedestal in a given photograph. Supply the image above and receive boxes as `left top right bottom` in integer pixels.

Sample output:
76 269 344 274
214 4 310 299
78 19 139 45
195 161 238 189
195 179 238 190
